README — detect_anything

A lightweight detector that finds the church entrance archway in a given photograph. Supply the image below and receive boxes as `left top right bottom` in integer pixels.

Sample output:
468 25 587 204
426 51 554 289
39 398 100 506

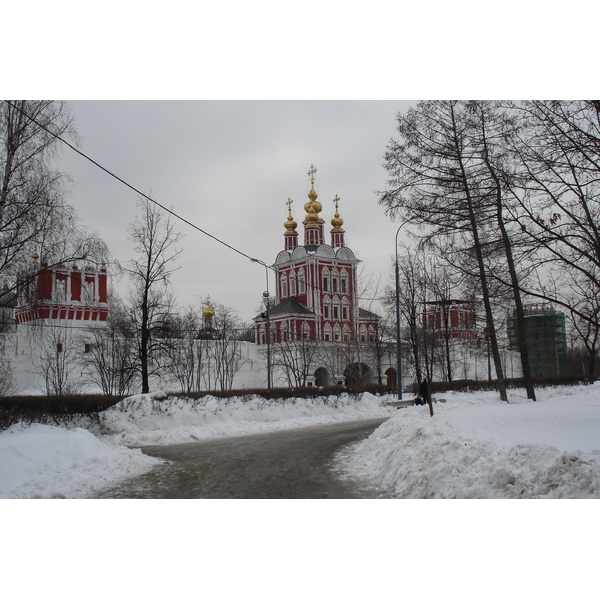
314 367 331 387
344 363 371 386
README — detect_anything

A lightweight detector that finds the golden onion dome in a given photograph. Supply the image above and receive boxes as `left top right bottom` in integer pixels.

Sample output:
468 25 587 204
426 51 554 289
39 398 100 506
203 302 215 318
331 195 345 231
305 203 319 225
304 163 322 220
284 198 297 232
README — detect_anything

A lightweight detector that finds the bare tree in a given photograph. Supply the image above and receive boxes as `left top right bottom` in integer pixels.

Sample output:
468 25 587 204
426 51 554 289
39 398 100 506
36 325 81 396
0 334 18 396
0 101 106 285
270 334 321 388
207 303 248 391
126 198 182 393
503 101 600 379
379 101 510 400
81 296 137 395
164 305 207 393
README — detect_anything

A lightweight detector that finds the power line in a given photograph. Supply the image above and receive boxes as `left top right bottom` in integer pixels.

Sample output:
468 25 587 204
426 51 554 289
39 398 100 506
4 101 389 310
4 100 263 268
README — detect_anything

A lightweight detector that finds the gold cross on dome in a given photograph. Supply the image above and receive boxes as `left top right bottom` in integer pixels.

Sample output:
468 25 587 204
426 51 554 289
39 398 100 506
307 164 317 183
286 197 293 211
333 194 340 211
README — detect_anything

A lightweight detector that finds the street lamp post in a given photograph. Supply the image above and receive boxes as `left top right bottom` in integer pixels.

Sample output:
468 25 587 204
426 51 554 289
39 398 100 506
251 258 272 389
395 226 403 401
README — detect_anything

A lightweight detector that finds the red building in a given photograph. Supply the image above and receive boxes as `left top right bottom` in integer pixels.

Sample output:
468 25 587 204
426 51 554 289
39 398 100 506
254 165 379 345
422 299 477 339
15 260 108 324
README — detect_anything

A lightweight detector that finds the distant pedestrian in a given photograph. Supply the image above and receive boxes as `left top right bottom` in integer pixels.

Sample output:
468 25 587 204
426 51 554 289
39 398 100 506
420 378 434 416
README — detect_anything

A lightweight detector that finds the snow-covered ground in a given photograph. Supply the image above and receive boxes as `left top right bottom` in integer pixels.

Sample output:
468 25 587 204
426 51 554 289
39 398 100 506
0 391 394 499
1 384 599 499
338 384 600 498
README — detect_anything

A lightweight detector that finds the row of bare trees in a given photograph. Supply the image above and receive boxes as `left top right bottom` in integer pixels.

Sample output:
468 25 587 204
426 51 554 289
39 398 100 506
379 100 600 401
79 199 251 395
268 329 394 388
0 99 251 396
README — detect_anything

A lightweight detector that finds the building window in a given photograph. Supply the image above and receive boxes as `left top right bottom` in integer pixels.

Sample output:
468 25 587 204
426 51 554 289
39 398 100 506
324 305 330 319
290 275 296 297
57 343 63 353
298 271 305 294
84 343 91 353
302 323 310 340
341 277 347 294
332 278 338 293
280 275 287 299
333 306 339 320
342 306 348 320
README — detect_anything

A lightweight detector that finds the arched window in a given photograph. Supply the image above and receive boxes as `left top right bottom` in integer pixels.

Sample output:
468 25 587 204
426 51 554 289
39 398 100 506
342 324 350 342
359 325 367 342
331 268 339 293
289 273 296 297
324 323 332 341
322 268 330 293
280 274 288 299
333 296 341 321
342 297 349 321
298 269 306 294
323 295 331 320
340 269 349 294
333 323 341 341
301 321 311 340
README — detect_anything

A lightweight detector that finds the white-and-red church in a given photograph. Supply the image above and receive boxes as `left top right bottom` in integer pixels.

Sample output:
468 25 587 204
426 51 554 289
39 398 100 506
254 164 380 348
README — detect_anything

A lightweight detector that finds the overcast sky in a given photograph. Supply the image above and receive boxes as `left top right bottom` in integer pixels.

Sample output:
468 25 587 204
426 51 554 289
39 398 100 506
57 100 415 323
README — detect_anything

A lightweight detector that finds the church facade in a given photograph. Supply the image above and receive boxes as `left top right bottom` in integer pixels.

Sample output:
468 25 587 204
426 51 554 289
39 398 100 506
254 165 393 388
255 165 379 346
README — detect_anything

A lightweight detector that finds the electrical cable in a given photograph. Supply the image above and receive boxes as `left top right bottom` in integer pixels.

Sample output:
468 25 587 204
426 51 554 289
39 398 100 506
4 100 390 315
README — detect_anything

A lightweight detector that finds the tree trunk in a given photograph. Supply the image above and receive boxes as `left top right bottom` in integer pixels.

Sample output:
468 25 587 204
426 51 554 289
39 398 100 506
477 104 536 401
449 105 508 402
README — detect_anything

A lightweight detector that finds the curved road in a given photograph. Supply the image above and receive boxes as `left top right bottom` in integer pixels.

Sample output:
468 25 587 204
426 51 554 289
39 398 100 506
98 418 388 499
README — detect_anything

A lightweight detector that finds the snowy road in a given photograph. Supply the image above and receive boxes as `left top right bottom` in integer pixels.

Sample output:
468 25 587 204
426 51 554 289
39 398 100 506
97 418 388 499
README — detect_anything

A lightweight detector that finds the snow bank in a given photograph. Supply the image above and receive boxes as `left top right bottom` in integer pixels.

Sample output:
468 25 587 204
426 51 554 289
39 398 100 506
4 385 599 499
338 385 600 498
91 390 394 447
0 391 393 498
0 423 159 499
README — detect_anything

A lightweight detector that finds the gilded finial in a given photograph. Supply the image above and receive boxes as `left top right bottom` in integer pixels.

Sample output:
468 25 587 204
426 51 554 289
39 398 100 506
304 163 322 220
331 194 344 231
203 296 215 318
284 198 297 232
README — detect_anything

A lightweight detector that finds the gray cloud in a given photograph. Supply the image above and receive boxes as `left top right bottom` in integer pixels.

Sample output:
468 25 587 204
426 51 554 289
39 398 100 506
58 100 414 322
